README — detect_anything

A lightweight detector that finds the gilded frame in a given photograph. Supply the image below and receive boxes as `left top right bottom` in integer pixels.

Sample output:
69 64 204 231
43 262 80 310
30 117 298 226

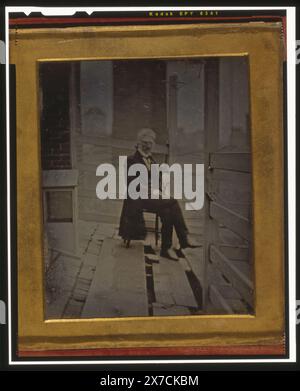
9 23 285 353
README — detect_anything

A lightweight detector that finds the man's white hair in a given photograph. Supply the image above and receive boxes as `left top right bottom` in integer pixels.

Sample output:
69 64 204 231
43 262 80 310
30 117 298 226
137 128 156 142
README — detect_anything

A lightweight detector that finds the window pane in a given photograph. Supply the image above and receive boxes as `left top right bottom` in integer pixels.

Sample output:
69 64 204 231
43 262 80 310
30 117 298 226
46 191 73 222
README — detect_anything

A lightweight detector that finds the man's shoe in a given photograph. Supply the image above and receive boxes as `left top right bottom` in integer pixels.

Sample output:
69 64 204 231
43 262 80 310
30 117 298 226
180 236 201 249
181 243 201 249
160 248 178 261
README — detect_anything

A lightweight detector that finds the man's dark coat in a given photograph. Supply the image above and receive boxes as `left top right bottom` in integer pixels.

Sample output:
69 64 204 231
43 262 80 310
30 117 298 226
118 149 158 241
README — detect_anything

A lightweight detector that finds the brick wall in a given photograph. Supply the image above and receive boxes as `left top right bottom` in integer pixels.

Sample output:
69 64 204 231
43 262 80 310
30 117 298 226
40 62 72 170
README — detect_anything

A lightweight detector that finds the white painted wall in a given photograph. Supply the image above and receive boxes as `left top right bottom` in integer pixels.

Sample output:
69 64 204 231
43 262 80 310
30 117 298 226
80 61 113 137
167 60 205 160
219 57 250 151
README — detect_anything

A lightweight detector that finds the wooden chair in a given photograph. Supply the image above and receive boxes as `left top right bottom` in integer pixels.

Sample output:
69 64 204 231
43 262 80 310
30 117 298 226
124 211 160 248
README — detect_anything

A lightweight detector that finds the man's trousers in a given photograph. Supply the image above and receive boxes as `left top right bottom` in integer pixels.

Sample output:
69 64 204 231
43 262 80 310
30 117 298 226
140 198 188 250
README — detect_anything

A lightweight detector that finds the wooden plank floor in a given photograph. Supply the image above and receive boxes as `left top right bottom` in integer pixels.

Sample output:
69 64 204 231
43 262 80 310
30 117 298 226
82 238 148 318
46 221 204 319
50 221 103 319
152 257 198 309
181 247 204 287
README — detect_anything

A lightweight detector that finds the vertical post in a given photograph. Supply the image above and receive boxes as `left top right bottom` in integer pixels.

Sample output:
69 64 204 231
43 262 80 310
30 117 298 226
168 74 178 164
69 62 81 169
167 74 180 248
203 59 220 311
69 63 80 255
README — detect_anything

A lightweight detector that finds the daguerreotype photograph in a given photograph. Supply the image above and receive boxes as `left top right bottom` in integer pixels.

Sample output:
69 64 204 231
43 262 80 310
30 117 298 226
11 19 286 355
1 1 297 369
40 56 253 320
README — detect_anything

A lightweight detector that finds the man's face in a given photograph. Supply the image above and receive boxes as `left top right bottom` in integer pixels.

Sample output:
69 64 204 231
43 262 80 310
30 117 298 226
140 139 154 155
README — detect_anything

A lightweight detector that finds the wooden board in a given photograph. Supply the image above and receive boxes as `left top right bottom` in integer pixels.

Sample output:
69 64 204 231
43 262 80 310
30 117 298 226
152 302 190 316
181 247 204 287
45 254 82 319
218 226 247 246
81 238 148 318
207 262 231 287
152 263 175 306
218 245 249 261
210 244 253 306
209 285 248 314
210 152 251 173
152 257 198 308
210 201 250 241
43 169 78 187
211 168 251 186
178 257 191 272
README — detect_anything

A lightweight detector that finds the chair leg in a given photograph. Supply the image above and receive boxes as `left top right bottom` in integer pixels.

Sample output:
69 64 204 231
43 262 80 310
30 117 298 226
155 214 159 247
124 239 131 248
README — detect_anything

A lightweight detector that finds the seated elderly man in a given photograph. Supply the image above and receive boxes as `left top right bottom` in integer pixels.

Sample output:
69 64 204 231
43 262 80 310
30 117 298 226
119 128 199 260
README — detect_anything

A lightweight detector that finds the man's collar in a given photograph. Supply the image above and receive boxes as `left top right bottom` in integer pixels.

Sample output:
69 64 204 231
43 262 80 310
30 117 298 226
137 147 152 159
